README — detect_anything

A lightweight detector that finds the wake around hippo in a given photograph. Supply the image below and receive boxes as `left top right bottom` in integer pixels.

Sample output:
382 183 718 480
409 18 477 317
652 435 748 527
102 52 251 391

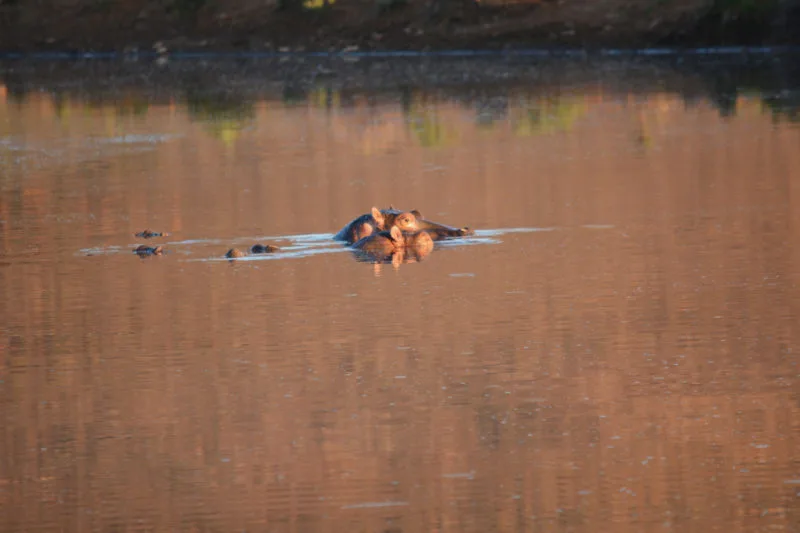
126 206 469 263
335 206 474 245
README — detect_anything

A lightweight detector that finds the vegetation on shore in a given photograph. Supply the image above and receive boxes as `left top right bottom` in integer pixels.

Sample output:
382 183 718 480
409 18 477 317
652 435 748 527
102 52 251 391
0 0 798 52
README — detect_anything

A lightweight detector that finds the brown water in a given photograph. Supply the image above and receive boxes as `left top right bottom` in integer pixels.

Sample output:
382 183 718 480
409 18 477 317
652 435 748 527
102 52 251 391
1 59 799 533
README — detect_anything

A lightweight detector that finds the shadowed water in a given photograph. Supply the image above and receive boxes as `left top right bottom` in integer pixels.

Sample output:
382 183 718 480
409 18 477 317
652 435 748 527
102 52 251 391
1 57 799 533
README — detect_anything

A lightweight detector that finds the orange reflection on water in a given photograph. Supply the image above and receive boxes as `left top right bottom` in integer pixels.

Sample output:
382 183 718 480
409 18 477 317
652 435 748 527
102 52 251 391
0 80 799 533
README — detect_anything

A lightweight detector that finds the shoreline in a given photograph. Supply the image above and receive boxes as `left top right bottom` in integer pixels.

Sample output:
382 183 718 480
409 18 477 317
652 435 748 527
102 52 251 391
2 52 797 100
2 45 800 58
1 1 798 55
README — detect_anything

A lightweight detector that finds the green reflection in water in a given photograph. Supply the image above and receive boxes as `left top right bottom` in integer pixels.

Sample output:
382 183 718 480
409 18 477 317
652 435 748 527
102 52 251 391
282 85 308 106
47 94 150 129
512 97 587 136
309 86 340 110
303 0 336 8
475 113 500 130
409 112 459 147
186 92 256 144
761 94 800 123
115 99 150 118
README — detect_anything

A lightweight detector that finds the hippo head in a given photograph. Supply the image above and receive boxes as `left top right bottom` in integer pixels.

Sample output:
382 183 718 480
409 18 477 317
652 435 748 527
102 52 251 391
391 211 419 232
403 230 434 252
384 228 435 268
390 227 435 256
371 206 419 234
386 226 406 248
396 231 434 263
352 225 405 257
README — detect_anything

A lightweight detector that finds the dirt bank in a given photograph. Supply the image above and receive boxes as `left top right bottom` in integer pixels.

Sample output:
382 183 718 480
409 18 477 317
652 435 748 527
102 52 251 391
0 0 798 53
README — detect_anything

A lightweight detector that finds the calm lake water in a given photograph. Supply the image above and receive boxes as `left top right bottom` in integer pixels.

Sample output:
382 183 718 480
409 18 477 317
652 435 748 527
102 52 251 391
1 56 799 533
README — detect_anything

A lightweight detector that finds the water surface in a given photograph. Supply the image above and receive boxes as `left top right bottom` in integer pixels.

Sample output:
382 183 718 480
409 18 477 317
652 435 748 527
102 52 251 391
1 57 799 533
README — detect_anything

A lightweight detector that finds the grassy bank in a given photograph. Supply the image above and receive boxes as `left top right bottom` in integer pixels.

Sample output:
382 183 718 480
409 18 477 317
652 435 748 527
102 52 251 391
0 0 798 52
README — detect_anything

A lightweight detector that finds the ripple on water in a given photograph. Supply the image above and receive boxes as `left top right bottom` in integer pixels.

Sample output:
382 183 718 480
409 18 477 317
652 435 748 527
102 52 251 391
10 58 798 533
77 226 587 260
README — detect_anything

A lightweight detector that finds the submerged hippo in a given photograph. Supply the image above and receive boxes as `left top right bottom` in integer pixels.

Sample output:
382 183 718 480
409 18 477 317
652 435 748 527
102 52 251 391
134 245 163 256
352 226 435 262
135 229 169 238
334 207 420 245
226 248 247 259
225 244 280 259
251 244 280 254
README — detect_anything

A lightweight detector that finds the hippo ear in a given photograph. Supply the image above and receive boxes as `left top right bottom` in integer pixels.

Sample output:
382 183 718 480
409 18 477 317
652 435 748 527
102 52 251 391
390 226 403 242
355 222 373 241
371 207 384 226
411 209 423 219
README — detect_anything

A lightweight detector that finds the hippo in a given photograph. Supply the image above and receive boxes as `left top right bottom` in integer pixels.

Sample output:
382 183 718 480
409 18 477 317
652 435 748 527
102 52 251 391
335 206 473 245
352 226 435 263
135 229 169 238
334 207 421 245
251 244 280 254
225 248 247 259
225 244 280 259
134 245 163 256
